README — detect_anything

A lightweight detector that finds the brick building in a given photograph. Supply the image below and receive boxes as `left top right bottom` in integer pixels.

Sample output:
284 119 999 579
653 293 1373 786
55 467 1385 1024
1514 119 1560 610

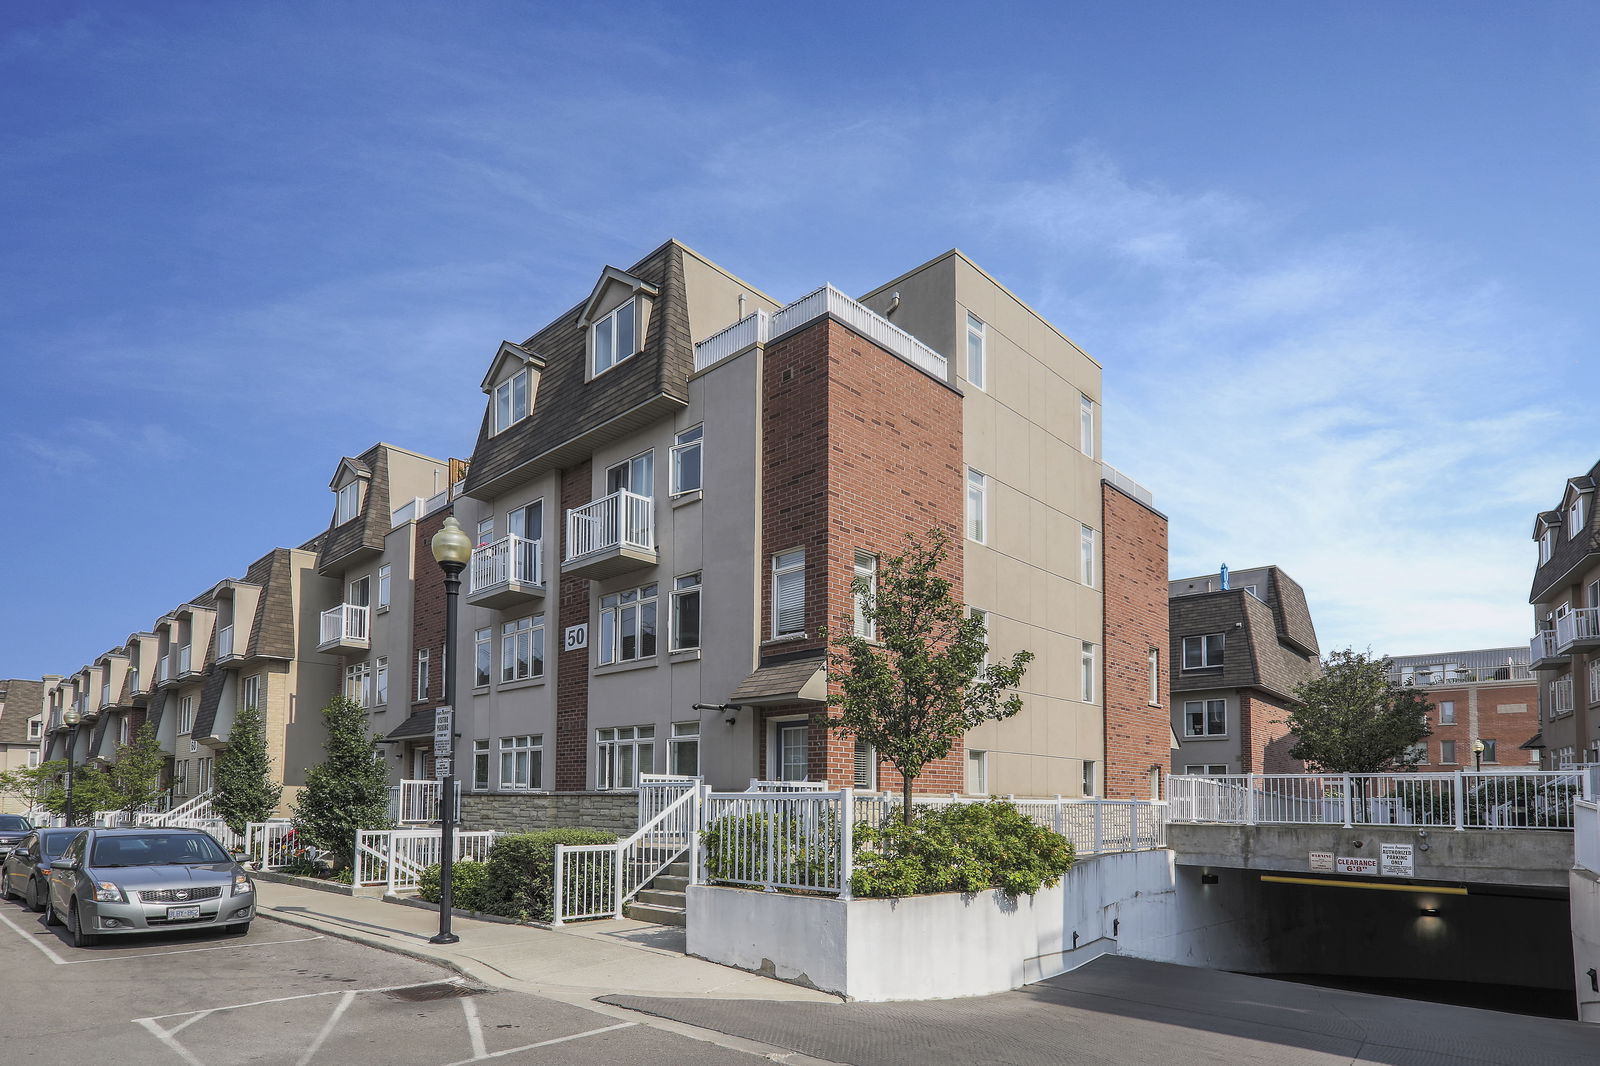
1386 648 1539 770
1528 459 1600 768
1169 565 1320 775
1100 475 1172 799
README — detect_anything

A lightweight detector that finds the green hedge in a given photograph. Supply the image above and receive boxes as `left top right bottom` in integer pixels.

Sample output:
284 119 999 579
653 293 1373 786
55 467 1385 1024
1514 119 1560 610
415 829 617 922
417 860 490 911
850 799 1075 899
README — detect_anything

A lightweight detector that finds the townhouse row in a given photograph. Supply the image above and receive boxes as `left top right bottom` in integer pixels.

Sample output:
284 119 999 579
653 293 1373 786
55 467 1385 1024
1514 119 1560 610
1529 459 1600 769
18 241 1174 820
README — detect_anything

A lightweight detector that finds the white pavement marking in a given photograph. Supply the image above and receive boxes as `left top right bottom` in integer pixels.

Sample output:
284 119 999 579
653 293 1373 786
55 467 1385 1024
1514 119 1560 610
462 996 487 1060
136 977 467 1022
0 906 325 965
135 1017 205 1066
0 907 67 964
295 990 357 1066
438 1021 637 1066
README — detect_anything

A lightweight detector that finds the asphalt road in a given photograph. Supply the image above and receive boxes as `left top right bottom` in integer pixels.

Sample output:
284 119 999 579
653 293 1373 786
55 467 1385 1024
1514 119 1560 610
0 895 772 1066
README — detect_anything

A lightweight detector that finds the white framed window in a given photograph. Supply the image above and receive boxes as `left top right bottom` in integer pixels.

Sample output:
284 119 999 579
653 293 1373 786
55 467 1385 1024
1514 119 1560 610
27 751 39 769
1539 526 1554 564
1182 634 1225 669
1241 584 1260 600
853 738 876 790
1080 394 1096 458
606 450 654 497
971 608 989 669
196 757 213 794
118 715 130 746
670 722 700 776
345 661 372 707
1184 764 1228 776
671 425 703 495
967 749 988 795
416 648 430 702
772 550 806 637
28 718 41 740
472 739 490 791
966 312 985 390
476 517 494 548
1438 700 1456 725
242 674 260 712
592 298 638 377
966 469 987 543
599 585 658 664
474 628 492 688
1570 494 1589 538
1482 739 1498 763
501 615 546 682
178 696 195 734
853 551 878 640
377 564 391 609
1440 739 1457 764
100 680 110 707
173 761 189 796
496 735 542 790
373 657 388 706
1081 641 1097 703
1147 649 1160 706
493 368 530 434
597 725 654 789
1080 525 1096 587
772 720 809 782
1082 760 1097 797
508 499 543 542
336 481 361 524
1183 699 1226 737
347 575 370 608
671 574 701 652
1530 748 1542 765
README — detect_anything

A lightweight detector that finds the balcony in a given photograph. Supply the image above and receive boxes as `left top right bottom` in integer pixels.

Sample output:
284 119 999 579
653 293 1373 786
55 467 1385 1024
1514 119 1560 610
1551 676 1575 717
217 624 236 661
467 534 545 610
176 644 198 680
1555 607 1600 654
127 668 141 696
1530 630 1563 670
563 490 657 579
319 603 370 653
156 657 173 686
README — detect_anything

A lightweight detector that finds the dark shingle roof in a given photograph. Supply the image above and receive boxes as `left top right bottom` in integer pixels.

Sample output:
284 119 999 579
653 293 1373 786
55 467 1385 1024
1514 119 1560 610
382 709 435 742
463 240 693 499
192 664 229 740
1530 457 1600 604
145 687 168 734
245 549 298 660
0 679 43 745
317 444 392 575
730 656 828 705
1171 566 1321 703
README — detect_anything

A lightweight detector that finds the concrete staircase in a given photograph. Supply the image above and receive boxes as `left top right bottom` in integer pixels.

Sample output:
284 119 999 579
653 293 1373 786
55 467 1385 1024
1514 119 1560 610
623 859 688 927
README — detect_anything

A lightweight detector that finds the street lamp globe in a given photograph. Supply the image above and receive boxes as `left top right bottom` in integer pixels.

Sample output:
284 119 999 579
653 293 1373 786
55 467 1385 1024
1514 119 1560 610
63 708 80 728
431 516 473 571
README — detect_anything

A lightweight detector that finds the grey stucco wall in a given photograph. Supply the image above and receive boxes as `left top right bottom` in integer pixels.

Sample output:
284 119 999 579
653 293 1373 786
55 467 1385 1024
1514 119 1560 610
459 791 637 835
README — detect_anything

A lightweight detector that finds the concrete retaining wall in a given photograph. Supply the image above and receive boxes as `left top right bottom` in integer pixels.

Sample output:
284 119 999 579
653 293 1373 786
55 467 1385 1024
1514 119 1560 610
458 792 636 835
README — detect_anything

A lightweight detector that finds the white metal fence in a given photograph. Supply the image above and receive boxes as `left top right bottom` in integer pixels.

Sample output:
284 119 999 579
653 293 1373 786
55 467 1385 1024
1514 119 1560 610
553 784 700 923
1168 771 1580 830
354 828 499 894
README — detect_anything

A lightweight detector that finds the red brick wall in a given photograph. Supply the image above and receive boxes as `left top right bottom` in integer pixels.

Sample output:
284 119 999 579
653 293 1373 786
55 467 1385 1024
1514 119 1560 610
555 461 593 791
760 317 965 792
412 508 450 712
1410 683 1540 770
1239 693 1299 773
1100 481 1170 799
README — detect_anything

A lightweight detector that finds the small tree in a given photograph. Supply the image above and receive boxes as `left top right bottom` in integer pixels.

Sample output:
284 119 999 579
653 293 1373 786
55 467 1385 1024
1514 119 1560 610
828 529 1033 822
1285 648 1433 773
292 696 393 870
0 760 68 816
105 723 168 814
213 702 283 835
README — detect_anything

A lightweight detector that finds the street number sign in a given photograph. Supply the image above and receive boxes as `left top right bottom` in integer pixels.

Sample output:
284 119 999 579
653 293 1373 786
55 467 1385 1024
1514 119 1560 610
565 624 588 651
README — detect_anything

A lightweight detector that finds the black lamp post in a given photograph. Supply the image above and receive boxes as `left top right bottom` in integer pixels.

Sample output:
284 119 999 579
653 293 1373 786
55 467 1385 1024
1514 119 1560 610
62 706 82 827
1471 739 1485 773
429 515 472 946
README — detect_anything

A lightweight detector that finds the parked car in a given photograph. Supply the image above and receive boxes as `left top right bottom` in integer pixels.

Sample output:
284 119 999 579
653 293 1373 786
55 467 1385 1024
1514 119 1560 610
1 828 82 912
0 814 32 852
44 828 255 947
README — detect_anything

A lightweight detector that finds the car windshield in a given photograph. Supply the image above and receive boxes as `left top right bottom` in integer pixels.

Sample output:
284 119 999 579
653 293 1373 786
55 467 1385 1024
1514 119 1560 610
90 833 230 867
0 816 31 831
38 830 78 859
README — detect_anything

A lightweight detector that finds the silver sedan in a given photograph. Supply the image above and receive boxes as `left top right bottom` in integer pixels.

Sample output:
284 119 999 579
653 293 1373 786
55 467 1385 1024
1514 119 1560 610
44 828 255 947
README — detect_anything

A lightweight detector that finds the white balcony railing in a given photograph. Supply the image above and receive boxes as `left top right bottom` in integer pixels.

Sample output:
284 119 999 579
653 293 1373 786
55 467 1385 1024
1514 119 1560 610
320 603 370 647
1551 677 1575 717
1531 630 1557 663
157 658 171 683
177 644 193 675
566 490 653 561
217 625 234 659
128 668 140 695
1555 607 1600 652
470 535 542 593
100 684 110 708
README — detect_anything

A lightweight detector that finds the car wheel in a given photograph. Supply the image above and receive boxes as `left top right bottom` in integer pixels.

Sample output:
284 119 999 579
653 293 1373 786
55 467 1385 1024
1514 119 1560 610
68 900 97 948
26 877 43 913
43 893 61 927
0 872 15 901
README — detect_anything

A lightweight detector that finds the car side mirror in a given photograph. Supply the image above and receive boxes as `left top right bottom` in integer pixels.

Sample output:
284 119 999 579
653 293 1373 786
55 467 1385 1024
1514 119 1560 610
55 860 77 871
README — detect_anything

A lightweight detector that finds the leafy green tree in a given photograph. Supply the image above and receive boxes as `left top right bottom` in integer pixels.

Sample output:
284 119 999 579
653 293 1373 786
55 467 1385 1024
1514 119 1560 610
105 723 168 814
291 696 392 870
0 759 68 816
213 702 283 834
827 529 1034 822
1285 648 1433 773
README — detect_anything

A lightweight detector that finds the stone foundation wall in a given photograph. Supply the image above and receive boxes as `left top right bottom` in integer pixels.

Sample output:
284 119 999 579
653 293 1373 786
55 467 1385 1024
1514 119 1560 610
459 791 637 835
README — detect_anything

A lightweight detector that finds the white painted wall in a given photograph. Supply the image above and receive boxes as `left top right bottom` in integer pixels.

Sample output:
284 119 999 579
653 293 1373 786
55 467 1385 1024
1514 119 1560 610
1572 869 1600 1023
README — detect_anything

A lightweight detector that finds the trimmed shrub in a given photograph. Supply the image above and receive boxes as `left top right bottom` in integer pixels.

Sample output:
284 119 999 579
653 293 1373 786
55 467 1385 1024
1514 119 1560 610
417 861 491 912
850 799 1074 899
482 828 617 922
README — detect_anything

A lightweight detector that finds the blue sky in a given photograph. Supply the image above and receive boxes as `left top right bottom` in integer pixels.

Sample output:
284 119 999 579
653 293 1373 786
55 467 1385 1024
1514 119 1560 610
3 2 1597 678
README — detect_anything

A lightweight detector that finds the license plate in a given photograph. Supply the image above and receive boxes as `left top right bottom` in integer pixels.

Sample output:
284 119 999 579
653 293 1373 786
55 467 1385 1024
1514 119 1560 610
167 905 201 920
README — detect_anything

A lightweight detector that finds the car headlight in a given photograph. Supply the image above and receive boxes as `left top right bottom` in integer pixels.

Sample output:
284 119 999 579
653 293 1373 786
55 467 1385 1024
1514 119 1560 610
93 881 125 903
232 873 253 896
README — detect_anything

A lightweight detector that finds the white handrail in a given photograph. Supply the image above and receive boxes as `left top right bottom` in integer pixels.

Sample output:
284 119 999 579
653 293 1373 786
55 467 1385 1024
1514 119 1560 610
565 490 653 561
554 784 700 923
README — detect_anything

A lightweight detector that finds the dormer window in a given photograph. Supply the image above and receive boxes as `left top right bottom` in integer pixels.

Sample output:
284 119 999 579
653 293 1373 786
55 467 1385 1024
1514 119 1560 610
1540 526 1555 564
592 299 637 377
336 481 362 524
1570 494 1589 539
494 368 531 434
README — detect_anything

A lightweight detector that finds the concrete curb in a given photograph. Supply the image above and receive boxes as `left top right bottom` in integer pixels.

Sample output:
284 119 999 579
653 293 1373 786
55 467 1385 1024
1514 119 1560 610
258 904 482 984
253 870 357 896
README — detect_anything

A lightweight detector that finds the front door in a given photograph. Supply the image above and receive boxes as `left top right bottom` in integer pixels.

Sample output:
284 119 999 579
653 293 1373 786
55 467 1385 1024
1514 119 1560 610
774 721 809 781
411 746 431 780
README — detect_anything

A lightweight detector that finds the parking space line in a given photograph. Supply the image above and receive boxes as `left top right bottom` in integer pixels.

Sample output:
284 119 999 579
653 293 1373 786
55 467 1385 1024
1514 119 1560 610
137 977 468 1022
295 990 356 1066
66 935 326 964
462 997 487 1060
438 1021 636 1065
134 1017 205 1066
0 907 67 964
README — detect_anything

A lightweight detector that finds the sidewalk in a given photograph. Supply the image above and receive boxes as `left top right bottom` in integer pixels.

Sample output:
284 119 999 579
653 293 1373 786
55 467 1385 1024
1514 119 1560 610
254 878 839 1006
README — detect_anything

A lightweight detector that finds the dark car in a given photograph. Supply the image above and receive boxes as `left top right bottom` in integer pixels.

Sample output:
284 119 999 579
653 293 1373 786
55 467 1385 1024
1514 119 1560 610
0 814 32 852
2 828 83 912
44 828 255 947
